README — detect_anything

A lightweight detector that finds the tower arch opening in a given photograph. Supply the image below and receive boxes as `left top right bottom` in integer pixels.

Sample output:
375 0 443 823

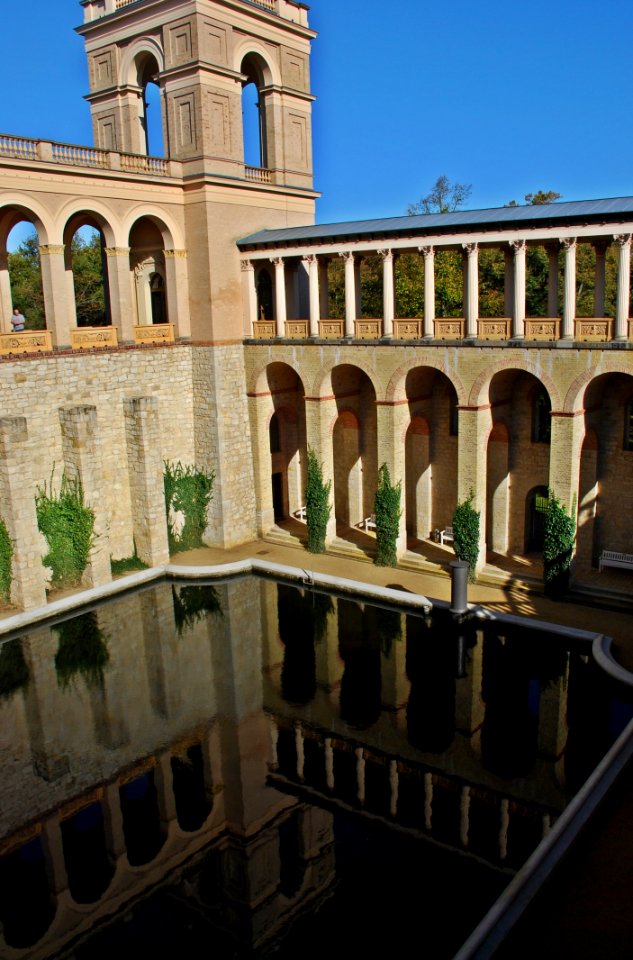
240 53 270 169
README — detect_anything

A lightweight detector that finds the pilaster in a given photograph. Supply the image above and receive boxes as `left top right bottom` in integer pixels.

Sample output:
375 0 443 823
104 247 134 342
39 244 72 349
456 404 491 570
123 396 170 567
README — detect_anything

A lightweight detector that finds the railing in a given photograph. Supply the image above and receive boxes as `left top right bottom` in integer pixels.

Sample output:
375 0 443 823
245 165 273 184
247 0 276 9
0 134 174 178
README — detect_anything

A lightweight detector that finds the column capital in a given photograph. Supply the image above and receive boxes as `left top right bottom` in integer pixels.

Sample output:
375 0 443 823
462 242 478 255
39 244 65 256
379 248 393 262
614 233 632 247
339 251 355 263
163 248 187 259
240 258 254 272
561 237 577 250
509 238 526 253
303 253 318 265
270 256 285 267
419 245 434 259
104 246 131 258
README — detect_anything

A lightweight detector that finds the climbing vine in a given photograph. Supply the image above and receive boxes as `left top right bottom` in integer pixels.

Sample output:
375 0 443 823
543 492 576 599
172 584 223 634
36 473 95 588
374 463 401 567
305 447 331 554
452 490 480 582
54 612 109 689
164 461 215 554
0 516 13 604
0 639 29 701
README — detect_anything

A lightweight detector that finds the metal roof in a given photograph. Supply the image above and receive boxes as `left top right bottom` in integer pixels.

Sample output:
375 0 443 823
237 196 633 249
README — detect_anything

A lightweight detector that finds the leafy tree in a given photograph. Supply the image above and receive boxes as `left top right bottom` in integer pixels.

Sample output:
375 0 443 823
543 492 576 599
374 463 401 567
452 491 480 582
506 189 562 207
305 447 331 553
8 233 45 329
407 175 472 216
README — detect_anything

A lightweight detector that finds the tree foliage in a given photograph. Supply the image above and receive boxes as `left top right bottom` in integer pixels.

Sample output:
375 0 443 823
452 491 480 582
543 492 576 598
407 175 472 216
36 474 96 588
374 463 401 567
164 461 215 554
305 447 331 553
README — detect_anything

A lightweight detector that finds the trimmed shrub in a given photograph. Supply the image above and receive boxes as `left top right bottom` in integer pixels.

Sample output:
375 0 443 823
374 463 401 567
452 491 481 582
305 447 331 554
544 492 576 599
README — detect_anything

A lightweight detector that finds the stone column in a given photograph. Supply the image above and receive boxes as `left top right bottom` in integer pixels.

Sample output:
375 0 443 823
548 411 585 517
420 245 435 338
376 402 408 557
247 393 275 536
164 249 191 339
241 259 257 336
614 234 631 341
380 249 394 338
103 781 127 860
304 395 337 542
155 751 178 830
271 257 287 337
104 246 134 342
456 405 492 573
546 243 559 317
341 252 356 337
463 243 479 338
305 255 320 337
41 816 69 896
593 240 607 319
562 238 576 339
39 243 72 348
0 417 47 609
504 247 514 319
537 660 570 759
58 405 112 587
354 256 363 317
0 252 13 332
319 257 330 321
510 239 526 339
123 396 170 567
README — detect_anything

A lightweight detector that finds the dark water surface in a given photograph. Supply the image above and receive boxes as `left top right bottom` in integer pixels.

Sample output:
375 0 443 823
0 576 631 959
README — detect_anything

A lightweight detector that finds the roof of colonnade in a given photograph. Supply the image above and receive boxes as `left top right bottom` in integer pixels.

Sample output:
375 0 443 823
237 196 633 250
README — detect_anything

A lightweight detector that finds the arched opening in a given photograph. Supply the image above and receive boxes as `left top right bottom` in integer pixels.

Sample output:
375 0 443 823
241 54 268 169
262 363 307 526
129 218 167 326
4 218 45 329
149 272 166 324
63 217 110 328
171 743 212 832
525 485 549 553
331 365 377 538
137 54 164 156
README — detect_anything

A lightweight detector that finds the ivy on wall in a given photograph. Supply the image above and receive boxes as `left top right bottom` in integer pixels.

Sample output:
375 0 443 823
374 464 401 567
305 448 331 554
452 491 481 582
36 474 95 588
544 492 576 599
0 517 13 604
164 461 215 554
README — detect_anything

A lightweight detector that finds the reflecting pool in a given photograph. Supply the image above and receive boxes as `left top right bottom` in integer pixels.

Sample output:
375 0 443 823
0 576 631 959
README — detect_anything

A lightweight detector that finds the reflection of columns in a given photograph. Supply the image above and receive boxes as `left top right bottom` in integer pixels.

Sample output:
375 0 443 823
499 797 510 861
104 247 134 341
455 632 484 737
562 237 576 338
155 752 177 828
510 239 526 339
614 234 631 340
341 252 356 336
420 246 435 337
457 405 491 572
295 722 305 781
380 620 409 709
355 747 365 805
59 405 112 587
241 259 257 335
123 396 170 566
0 418 47 608
460 786 471 847
504 247 514 318
389 759 398 817
304 255 320 337
39 243 72 348
546 243 559 317
462 242 478 338
269 717 279 768
549 411 585 520
164 249 190 338
380 249 394 337
41 816 69 896
272 257 287 337
537 658 570 759
103 781 127 859
0 252 12 332
424 771 433 830
319 257 330 320
305 395 337 542
593 240 607 319
376 402 408 557
325 737 334 790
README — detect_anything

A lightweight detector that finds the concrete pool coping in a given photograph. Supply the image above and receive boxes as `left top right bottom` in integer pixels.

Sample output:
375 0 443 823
1 556 632 960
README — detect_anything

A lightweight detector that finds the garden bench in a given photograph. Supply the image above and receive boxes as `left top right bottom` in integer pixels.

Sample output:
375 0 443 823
294 505 307 521
360 514 376 531
439 526 454 545
598 550 633 572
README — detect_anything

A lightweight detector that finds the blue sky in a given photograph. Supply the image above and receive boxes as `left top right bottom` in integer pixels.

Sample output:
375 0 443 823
2 0 633 226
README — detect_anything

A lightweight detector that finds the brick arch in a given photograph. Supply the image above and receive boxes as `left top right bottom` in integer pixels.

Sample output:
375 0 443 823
59 200 119 249
123 205 185 251
564 359 633 412
407 415 430 436
386 357 468 405
0 197 54 248
312 359 381 400
468 357 561 409
247 359 308 397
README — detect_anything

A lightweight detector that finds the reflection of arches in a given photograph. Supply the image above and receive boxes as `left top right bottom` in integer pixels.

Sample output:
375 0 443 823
61 802 114 903
525 485 549 553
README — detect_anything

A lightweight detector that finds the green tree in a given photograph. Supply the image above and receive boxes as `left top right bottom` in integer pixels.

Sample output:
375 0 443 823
7 233 45 329
452 491 480 582
374 463 401 567
305 447 331 553
71 232 107 327
407 175 472 216
543 492 576 599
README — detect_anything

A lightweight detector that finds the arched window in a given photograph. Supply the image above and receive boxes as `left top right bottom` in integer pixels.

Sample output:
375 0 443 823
532 388 551 443
137 55 164 157
241 55 268 168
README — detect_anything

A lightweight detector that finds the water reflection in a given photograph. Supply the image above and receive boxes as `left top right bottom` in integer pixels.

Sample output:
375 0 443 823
0 578 630 959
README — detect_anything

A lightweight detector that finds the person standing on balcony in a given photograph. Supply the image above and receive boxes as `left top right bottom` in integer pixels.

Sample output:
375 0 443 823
11 308 25 332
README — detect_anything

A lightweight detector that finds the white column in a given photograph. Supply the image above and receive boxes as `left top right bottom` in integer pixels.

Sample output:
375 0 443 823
319 257 330 320
241 259 257 335
341 251 356 336
420 245 435 337
295 722 305 781
562 237 576 339
272 257 287 337
0 253 13 332
546 243 559 317
164 249 190 339
305 254 320 337
463 242 479 338
510 239 526 339
593 240 607 318
105 246 135 341
504 246 514 318
355 747 366 805
39 243 72 348
354 256 363 317
614 234 631 340
381 248 394 337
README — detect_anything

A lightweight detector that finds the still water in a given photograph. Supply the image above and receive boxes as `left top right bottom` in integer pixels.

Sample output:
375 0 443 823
0 576 631 959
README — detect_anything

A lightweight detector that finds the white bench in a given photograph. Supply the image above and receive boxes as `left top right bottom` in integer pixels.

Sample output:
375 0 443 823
599 550 633 572
294 505 307 521
360 514 376 531
439 526 454 545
